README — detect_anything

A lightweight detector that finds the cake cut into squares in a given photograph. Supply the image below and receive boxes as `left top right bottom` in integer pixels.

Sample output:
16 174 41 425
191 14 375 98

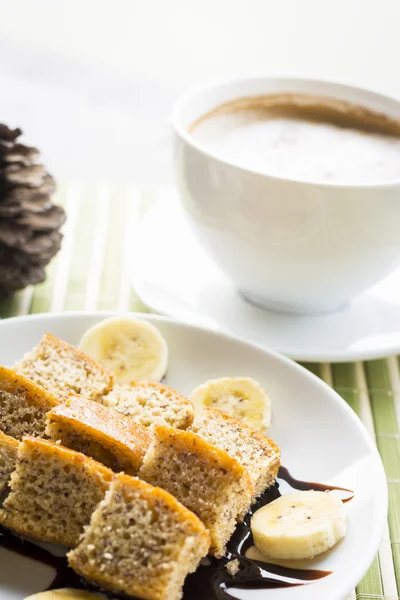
190 407 281 499
46 396 152 475
14 333 114 402
0 431 18 497
68 473 210 600
102 381 194 430
0 436 113 546
139 425 254 557
0 366 58 440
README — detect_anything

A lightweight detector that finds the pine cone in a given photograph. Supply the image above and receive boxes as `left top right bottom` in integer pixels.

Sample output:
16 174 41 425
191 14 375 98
0 125 66 300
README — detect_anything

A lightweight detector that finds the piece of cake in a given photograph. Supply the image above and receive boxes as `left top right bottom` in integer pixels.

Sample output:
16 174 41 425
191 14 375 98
0 431 18 497
14 333 114 402
46 396 152 475
102 381 194 430
190 407 280 499
0 436 113 546
68 473 210 600
0 366 58 440
139 425 253 557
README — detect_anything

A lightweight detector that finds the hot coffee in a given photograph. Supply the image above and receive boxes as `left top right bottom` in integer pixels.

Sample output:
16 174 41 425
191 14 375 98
190 94 400 184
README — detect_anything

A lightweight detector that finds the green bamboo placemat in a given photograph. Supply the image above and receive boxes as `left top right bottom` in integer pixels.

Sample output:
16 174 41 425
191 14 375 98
0 183 399 600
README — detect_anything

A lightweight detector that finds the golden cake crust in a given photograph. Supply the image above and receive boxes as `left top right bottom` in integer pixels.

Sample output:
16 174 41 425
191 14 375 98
0 430 19 451
42 333 113 385
152 424 248 477
0 436 113 546
19 435 114 478
68 473 210 600
0 366 59 440
46 396 152 474
139 425 254 557
0 366 58 410
14 333 114 401
191 407 281 497
0 430 19 495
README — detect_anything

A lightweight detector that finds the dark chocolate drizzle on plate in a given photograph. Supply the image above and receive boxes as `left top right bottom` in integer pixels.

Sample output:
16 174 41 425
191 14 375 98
0 466 353 599
278 466 355 503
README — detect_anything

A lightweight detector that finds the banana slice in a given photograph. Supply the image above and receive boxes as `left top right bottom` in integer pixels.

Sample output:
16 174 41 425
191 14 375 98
190 376 271 431
79 316 168 384
251 491 346 560
24 590 105 600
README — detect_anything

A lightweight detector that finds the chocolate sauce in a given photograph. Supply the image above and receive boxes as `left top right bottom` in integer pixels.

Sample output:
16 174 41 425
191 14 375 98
278 466 355 503
0 467 353 599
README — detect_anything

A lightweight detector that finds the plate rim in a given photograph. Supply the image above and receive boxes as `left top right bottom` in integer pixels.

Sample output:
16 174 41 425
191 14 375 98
0 310 388 600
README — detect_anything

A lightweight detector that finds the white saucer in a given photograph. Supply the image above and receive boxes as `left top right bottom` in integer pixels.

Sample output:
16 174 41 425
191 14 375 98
132 195 400 363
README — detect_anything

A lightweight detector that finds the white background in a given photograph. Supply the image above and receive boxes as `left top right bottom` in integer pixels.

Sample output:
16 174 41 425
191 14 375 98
1 0 400 184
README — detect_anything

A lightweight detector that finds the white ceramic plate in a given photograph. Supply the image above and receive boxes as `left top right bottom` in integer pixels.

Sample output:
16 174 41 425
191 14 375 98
0 312 387 600
132 196 400 362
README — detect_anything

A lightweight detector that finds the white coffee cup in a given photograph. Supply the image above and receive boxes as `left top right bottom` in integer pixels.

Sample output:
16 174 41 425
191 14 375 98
172 77 400 314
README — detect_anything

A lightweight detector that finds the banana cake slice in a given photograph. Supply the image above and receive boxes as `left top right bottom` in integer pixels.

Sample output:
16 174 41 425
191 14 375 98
102 381 194 430
0 437 113 546
14 333 114 402
0 366 58 439
190 407 281 499
0 431 18 496
139 425 254 557
46 396 152 475
68 473 210 600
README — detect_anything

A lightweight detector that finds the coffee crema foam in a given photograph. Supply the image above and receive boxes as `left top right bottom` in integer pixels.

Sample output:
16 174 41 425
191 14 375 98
190 94 400 184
